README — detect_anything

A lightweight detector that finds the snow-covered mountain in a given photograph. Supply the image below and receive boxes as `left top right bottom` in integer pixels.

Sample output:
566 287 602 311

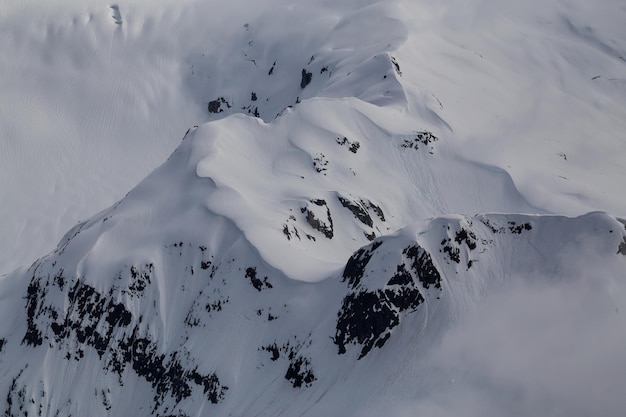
1 0 625 416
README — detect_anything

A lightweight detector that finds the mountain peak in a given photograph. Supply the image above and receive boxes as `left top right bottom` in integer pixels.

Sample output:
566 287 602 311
1 0 626 416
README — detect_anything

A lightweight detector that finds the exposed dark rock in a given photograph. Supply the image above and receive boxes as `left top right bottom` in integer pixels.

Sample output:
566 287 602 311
276 105 293 118
338 196 373 227
301 199 334 239
508 221 533 234
304 209 333 238
342 241 382 289
129 263 153 295
4 368 26 417
261 343 280 361
384 265 425 311
208 97 231 114
441 239 461 264
387 265 413 286
242 103 261 117
112 333 228 407
46 280 133 358
268 61 276 75
618 238 626 256
205 297 229 313
105 302 133 328
334 290 398 358
391 56 402 75
245 267 273 291
480 218 532 235
300 69 313 89
251 92 257 101
335 242 439 358
368 202 385 222
184 309 201 327
260 338 315 388
110 5 122 25
480 218 505 234
53 269 65 290
23 279 44 347
454 229 477 250
21 267 228 409
400 131 438 151
285 356 316 388
107 329 227 407
335 137 360 153
439 223 479 269
335 266 427 359
282 222 302 241
313 153 328 173
101 388 112 411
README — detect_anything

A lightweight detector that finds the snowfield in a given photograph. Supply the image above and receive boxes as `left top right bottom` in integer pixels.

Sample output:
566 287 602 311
0 0 625 416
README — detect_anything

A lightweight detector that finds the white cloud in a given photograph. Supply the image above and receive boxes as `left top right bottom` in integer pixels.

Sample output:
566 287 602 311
385 271 626 417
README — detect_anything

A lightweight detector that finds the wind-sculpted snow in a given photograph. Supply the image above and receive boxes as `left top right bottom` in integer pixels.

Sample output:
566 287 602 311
185 1 409 123
1 0 626 415
0 0 409 275
191 98 544 281
1 182 625 416
1 68 625 417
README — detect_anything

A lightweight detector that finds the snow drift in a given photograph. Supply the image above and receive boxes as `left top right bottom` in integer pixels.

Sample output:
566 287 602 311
1 0 625 416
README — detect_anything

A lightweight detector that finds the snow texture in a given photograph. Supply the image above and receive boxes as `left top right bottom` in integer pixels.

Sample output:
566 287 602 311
0 0 625 416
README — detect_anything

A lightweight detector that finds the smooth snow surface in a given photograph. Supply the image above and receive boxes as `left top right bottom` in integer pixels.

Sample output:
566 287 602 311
0 0 625 416
1 0 625 275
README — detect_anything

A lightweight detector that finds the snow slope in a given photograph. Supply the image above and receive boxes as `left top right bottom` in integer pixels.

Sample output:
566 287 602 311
2 0 626 275
396 0 626 217
0 0 625 416
0 183 624 416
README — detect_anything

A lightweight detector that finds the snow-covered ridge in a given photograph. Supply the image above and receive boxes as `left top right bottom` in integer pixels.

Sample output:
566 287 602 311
189 96 544 281
2 0 626 274
0 0 412 275
0 96 624 414
185 1 409 122
1 0 626 415
2 199 624 416
39 90 542 284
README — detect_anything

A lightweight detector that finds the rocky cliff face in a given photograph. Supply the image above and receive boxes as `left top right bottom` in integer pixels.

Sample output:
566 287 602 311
1 175 624 416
